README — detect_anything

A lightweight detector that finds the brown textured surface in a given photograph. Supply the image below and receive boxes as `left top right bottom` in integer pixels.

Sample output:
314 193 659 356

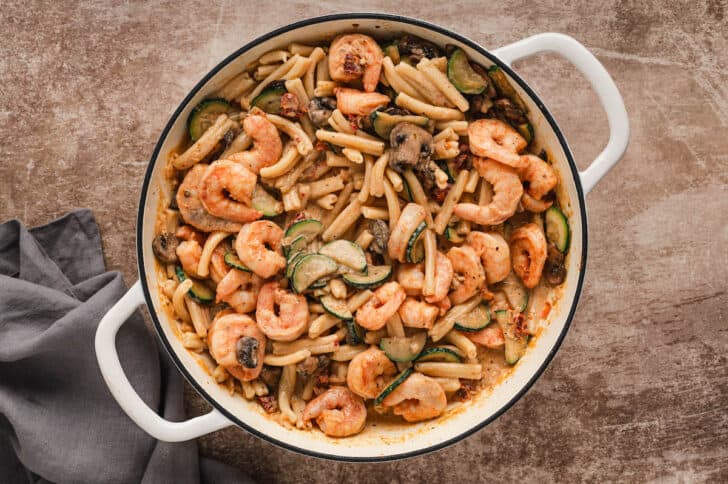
2 1 727 482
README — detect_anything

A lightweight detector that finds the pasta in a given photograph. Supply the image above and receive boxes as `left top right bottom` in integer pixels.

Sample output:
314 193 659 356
154 31 570 438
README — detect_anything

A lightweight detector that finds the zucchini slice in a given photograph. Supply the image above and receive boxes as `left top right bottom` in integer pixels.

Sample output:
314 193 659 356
487 65 528 112
342 265 392 289
416 347 462 363
370 110 429 139
251 185 283 217
374 367 413 405
494 309 528 365
444 225 465 244
223 252 251 272
290 254 338 293
545 206 570 253
454 304 491 332
405 222 426 264
516 122 534 146
447 48 487 95
285 251 306 279
345 319 365 345
283 235 307 259
400 176 414 202
318 240 367 273
500 272 529 312
187 98 233 141
285 218 323 243
250 81 287 114
379 332 427 362
320 295 352 320
174 266 214 303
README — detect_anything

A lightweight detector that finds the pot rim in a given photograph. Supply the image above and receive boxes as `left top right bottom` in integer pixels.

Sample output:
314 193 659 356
135 12 588 462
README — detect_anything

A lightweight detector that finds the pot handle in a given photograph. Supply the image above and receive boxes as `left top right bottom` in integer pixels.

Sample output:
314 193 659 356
493 33 629 194
94 280 232 441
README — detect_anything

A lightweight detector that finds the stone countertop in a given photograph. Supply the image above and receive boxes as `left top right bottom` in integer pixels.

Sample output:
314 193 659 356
2 1 726 481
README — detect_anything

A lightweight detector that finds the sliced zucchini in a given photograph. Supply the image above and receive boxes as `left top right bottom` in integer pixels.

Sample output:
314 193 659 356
444 225 465 244
454 304 491 332
447 48 487 95
379 332 427 362
345 319 365 346
487 65 527 112
545 206 570 253
290 254 338 293
174 265 214 303
342 265 392 289
285 218 323 243
500 272 529 312
405 222 427 264
318 240 367 273
285 251 306 279
494 309 528 365
374 367 413 405
251 185 283 217
320 295 352 320
370 110 429 139
310 278 329 289
516 122 534 146
187 98 233 141
283 234 307 259
436 160 459 183
382 41 401 64
400 176 414 202
416 347 462 363
223 252 251 272
250 81 287 114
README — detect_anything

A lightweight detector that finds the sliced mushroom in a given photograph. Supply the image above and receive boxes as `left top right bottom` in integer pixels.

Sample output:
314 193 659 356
152 232 179 263
388 122 434 173
236 336 260 369
544 242 566 285
296 355 330 378
259 365 282 390
307 97 337 128
368 219 389 255
494 98 528 125
398 35 441 63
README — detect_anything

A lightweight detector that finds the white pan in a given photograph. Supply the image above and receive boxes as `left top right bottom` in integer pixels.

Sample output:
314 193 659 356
95 14 628 461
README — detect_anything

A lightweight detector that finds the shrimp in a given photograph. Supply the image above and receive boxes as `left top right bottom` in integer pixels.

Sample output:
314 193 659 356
355 282 406 331
207 313 266 382
199 160 261 223
176 164 243 232
347 346 397 399
225 114 282 174
388 203 427 262
396 263 425 295
234 220 286 279
453 157 523 226
468 119 527 168
255 281 308 341
518 154 557 212
302 387 367 437
398 297 439 329
510 223 547 288
208 245 229 284
425 251 453 304
381 372 447 422
216 268 262 314
176 240 202 276
446 245 485 305
328 34 383 93
521 191 553 213
464 324 505 349
334 87 390 116
433 295 451 316
466 231 511 284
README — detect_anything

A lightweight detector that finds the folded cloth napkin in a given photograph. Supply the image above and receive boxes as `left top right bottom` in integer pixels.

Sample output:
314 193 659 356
0 210 253 484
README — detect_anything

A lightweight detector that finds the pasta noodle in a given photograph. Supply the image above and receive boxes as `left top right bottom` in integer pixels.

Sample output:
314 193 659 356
435 120 468 135
445 330 478 360
354 229 374 249
382 178 401 231
321 182 354 226
285 78 310 105
464 169 481 193
361 206 389 220
216 72 255 101
196 231 231 277
186 297 210 338
315 130 385 155
385 168 404 192
417 59 469 111
422 228 437 296
329 109 356 134
395 61 452 107
326 151 357 168
173 115 237 169
429 296 482 342
403 170 434 227
278 365 297 423
266 114 313 156
369 152 390 197
414 362 482 380
288 43 316 56
395 92 465 121
259 142 300 178
322 197 362 241
382 56 424 100
304 47 326 98
433 169 469 234
308 174 345 199
172 279 193 323
343 148 364 164
331 345 368 361
243 55 300 108
264 349 312 366
314 80 338 97
357 156 374 202
260 49 289 64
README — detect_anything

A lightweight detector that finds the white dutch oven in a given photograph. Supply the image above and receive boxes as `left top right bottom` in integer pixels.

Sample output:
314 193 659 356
95 14 628 461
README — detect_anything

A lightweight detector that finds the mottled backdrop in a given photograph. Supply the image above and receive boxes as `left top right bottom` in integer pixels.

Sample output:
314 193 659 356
1 1 726 482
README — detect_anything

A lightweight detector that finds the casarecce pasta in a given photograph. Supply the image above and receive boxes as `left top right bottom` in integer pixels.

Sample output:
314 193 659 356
152 32 571 438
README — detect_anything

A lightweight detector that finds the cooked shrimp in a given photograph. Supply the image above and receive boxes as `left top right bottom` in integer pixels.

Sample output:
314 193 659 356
521 191 553 213
208 313 266 382
347 346 397 399
446 245 485 305
302 387 367 437
397 263 425 295
216 268 262 314
468 119 527 167
518 154 557 200
466 231 511 284
225 114 282 174
234 220 286 279
510 223 547 288
355 282 406 330
255 281 308 341
176 240 202 276
453 157 523 226
176 164 243 232
425 251 453 304
381 372 447 422
398 297 439 329
388 203 427 262
334 87 390 116
433 295 451 316
175 225 205 245
208 245 229 284
199 160 261 223
464 324 505 348
328 34 383 92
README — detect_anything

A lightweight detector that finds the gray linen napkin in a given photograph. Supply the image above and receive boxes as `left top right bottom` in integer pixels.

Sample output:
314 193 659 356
0 210 253 484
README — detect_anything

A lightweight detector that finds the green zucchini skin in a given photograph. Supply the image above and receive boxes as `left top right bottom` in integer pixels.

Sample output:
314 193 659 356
405 222 427 264
447 48 487 95
453 304 491 332
250 81 287 114
494 310 528 365
187 98 232 141
290 254 338 293
342 265 392 289
374 367 413 405
175 265 214 303
224 252 251 272
370 110 429 139
416 347 462 363
545 206 570 253
319 240 367 273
